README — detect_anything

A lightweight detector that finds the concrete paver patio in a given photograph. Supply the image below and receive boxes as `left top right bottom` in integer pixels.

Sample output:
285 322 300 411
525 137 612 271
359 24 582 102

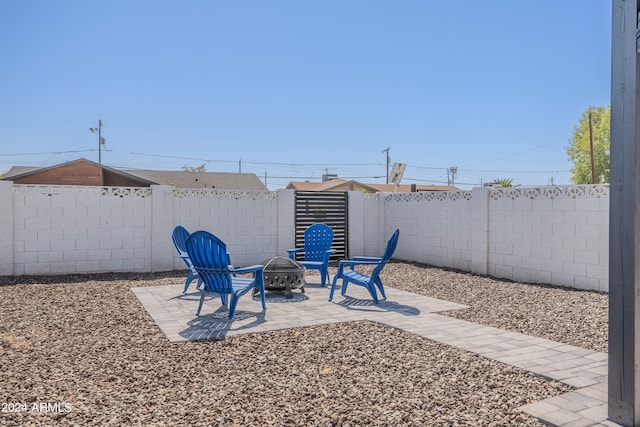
132 275 616 427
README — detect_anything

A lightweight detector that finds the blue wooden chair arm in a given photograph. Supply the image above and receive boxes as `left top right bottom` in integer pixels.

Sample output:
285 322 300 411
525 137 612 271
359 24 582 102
180 253 199 271
352 256 382 262
338 259 381 268
287 248 337 259
323 248 337 261
335 258 381 277
229 265 265 275
230 265 265 292
287 248 304 259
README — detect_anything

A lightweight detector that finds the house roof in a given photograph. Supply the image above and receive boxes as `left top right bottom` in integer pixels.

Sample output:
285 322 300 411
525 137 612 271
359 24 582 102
2 166 40 177
2 158 268 190
2 158 157 186
287 178 378 192
287 178 457 192
121 169 267 190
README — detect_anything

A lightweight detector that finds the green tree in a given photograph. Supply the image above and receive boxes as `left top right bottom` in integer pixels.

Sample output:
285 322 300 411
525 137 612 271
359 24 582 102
567 105 610 184
491 178 516 187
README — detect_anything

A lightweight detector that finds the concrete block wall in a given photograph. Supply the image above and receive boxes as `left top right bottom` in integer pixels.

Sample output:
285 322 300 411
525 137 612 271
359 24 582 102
486 185 609 291
381 191 474 271
2 185 294 276
171 188 292 268
348 192 386 258
0 182 610 292
0 181 13 275
376 185 609 292
10 185 153 275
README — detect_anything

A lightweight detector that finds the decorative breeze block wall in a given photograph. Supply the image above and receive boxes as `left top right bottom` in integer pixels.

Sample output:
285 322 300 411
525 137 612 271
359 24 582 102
487 185 609 292
381 190 474 271
0 182 611 292
11 185 152 275
171 188 283 267
377 185 609 292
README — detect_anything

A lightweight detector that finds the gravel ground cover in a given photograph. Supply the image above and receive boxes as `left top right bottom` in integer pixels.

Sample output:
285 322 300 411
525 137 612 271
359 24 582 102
0 262 606 426
374 262 609 353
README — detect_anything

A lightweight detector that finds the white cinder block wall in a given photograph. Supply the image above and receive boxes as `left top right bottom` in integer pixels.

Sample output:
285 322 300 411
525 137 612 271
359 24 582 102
0 181 13 275
4 185 294 276
11 185 153 275
377 185 609 292
348 191 387 258
485 186 609 292
0 182 610 292
172 188 291 267
381 191 473 271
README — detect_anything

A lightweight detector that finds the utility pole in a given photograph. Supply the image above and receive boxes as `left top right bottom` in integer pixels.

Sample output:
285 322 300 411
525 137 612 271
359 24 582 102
383 147 390 184
447 166 458 186
588 112 596 184
89 120 106 164
239 159 242 173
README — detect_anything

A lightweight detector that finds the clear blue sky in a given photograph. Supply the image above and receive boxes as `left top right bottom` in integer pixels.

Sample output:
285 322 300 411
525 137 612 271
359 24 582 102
0 1 611 190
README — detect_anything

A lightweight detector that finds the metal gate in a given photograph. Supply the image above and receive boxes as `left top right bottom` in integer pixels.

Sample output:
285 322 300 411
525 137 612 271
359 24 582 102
294 191 348 261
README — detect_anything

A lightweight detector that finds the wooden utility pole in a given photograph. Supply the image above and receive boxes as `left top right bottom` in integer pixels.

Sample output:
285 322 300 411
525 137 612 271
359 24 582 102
383 148 390 184
448 166 458 186
609 1 640 425
588 112 596 184
89 120 105 165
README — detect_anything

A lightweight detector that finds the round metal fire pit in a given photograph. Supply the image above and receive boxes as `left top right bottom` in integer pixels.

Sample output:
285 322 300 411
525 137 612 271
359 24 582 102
261 256 305 299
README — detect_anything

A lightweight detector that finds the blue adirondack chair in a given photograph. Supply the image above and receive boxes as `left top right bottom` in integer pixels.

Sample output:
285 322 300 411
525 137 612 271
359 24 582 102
172 225 203 293
185 230 266 319
329 228 400 304
287 223 336 287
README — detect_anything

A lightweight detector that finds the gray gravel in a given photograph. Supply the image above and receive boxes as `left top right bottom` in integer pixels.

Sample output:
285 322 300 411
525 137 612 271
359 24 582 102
0 262 606 426
373 262 608 353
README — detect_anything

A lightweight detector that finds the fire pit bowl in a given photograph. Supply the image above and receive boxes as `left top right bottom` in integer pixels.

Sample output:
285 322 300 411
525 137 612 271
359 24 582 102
259 256 305 299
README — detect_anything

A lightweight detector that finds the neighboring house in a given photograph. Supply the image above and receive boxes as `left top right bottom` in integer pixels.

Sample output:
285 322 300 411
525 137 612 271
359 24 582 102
119 168 267 190
287 178 457 193
2 158 268 190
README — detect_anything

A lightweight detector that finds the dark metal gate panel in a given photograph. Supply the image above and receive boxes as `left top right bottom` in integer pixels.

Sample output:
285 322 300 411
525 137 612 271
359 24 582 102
294 191 348 261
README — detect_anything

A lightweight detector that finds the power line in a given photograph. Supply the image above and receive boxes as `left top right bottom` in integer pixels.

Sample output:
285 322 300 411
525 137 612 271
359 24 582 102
0 149 572 184
114 151 382 168
125 152 237 164
461 136 569 168
463 168 570 174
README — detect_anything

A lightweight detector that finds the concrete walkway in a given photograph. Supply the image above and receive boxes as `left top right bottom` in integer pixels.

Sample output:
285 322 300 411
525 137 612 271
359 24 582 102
132 276 615 427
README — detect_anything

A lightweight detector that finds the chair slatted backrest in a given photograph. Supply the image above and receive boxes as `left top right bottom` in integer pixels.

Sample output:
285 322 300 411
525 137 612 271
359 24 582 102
304 223 334 262
371 229 400 278
172 225 190 255
185 231 234 294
